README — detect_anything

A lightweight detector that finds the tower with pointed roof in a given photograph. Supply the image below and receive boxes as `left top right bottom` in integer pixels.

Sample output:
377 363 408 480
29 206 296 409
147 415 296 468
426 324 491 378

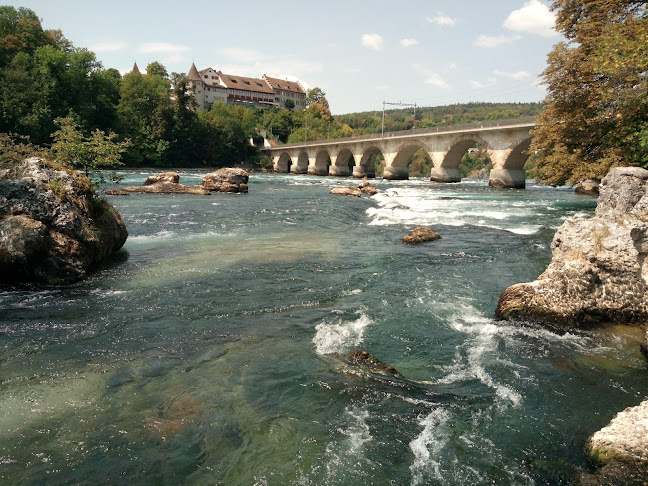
132 62 141 74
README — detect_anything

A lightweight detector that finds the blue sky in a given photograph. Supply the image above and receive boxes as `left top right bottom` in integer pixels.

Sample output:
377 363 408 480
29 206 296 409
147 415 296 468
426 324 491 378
10 0 560 114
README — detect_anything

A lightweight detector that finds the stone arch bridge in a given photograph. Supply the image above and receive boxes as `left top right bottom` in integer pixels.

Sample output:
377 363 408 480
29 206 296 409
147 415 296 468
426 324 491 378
268 117 535 188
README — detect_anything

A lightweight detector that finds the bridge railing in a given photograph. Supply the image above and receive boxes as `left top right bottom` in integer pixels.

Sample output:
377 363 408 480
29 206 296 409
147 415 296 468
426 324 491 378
269 116 537 150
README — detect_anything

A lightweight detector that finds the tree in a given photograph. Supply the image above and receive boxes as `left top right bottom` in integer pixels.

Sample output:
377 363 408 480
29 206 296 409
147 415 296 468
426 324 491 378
117 70 173 165
50 116 128 178
284 98 295 110
146 61 169 79
305 87 326 106
531 1 648 185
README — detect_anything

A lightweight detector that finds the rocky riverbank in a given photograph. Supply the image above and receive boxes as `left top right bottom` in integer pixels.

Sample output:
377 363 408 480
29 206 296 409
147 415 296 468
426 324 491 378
496 167 648 328
0 157 128 284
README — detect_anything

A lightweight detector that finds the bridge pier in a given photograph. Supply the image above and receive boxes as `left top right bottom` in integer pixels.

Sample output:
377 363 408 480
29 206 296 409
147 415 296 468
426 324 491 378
430 167 461 183
308 165 329 176
383 166 409 180
352 166 375 178
290 165 307 174
329 165 350 177
488 169 526 189
273 162 289 173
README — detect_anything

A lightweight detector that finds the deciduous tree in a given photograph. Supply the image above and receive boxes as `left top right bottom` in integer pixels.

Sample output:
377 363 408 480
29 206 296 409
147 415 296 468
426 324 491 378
531 0 648 185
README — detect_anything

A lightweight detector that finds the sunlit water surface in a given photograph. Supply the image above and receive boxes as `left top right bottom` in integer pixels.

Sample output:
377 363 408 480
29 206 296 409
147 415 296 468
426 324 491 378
1 171 647 485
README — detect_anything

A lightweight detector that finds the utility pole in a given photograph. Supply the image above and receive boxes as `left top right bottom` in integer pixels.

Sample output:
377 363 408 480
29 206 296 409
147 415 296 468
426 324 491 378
382 100 417 137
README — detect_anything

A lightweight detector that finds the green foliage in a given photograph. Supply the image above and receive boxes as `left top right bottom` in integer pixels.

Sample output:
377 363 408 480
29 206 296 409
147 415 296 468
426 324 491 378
531 0 648 185
409 149 433 177
459 148 491 178
146 61 169 79
50 116 128 178
0 132 43 169
284 99 295 110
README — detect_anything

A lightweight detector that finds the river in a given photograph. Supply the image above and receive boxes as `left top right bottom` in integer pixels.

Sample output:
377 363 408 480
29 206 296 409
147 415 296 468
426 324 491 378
1 171 646 485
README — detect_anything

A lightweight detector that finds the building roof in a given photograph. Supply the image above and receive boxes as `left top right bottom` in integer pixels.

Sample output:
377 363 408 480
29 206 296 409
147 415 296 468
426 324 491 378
218 72 275 95
187 62 201 81
263 75 305 94
132 62 141 74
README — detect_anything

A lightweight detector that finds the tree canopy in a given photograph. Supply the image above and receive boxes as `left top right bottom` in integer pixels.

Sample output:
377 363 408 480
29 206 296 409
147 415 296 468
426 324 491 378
531 0 648 185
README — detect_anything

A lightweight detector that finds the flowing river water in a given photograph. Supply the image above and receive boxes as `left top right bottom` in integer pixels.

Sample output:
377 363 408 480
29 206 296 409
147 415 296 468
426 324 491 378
1 171 647 485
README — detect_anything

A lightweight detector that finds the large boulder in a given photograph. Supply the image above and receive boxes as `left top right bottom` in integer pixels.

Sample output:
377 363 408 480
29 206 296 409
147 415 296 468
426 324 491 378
0 157 127 284
581 400 648 484
143 171 180 185
496 167 648 328
200 168 249 193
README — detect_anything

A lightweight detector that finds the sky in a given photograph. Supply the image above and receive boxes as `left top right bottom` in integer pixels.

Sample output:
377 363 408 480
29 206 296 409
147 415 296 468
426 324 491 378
10 0 562 115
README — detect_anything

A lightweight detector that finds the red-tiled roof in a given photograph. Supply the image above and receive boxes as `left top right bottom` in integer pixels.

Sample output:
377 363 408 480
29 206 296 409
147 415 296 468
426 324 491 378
263 75 305 94
218 72 275 94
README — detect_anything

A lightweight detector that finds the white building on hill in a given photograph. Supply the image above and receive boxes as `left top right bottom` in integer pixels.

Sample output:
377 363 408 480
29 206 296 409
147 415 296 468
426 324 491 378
186 63 306 111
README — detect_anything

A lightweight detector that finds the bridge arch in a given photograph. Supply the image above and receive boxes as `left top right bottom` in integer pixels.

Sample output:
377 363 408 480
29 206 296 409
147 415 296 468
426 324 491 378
274 152 292 173
384 141 427 180
291 150 309 174
356 146 382 178
308 148 331 176
330 147 355 176
500 136 532 170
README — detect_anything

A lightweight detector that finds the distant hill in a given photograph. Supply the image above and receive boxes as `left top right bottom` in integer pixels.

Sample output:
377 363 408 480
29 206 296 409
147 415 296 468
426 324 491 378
336 102 544 136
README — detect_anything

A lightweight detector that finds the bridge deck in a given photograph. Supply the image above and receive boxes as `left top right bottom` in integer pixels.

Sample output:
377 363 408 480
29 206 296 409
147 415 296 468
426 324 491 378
268 116 537 151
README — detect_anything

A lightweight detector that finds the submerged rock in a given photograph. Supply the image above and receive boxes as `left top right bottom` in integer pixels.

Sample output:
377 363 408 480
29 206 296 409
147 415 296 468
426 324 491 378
496 167 648 328
326 350 405 380
402 226 442 244
581 400 648 484
0 157 127 284
200 168 249 193
330 186 362 197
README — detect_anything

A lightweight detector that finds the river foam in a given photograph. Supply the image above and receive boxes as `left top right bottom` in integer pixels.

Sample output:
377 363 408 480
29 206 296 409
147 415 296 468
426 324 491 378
312 312 374 355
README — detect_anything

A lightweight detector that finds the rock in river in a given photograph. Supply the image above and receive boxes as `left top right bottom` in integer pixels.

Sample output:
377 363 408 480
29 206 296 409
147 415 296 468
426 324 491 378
402 226 442 244
330 186 362 197
0 157 127 284
496 167 648 328
581 399 648 484
200 168 249 193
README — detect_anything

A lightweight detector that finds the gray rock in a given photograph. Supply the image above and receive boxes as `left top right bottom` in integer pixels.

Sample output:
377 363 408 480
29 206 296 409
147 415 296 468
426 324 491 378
143 171 180 186
0 157 127 284
200 168 249 193
496 167 648 327
581 400 648 484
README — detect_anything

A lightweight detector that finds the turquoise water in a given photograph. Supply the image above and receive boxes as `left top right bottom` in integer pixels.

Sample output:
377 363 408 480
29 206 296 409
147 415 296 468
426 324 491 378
1 172 647 485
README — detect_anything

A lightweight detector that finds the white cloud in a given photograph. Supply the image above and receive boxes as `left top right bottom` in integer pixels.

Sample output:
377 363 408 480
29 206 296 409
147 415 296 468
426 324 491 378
470 77 497 89
426 13 457 26
375 85 390 92
414 65 450 89
503 0 557 37
138 42 190 54
493 69 531 80
362 33 384 51
89 41 127 53
400 38 419 47
473 34 521 48
218 48 265 63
